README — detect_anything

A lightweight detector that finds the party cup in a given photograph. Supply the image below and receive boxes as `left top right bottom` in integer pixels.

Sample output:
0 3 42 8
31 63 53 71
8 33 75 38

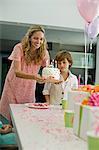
87 131 99 150
64 110 74 128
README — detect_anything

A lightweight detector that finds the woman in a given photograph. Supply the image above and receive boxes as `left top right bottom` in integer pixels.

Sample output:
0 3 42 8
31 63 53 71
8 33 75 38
0 25 61 121
43 50 78 105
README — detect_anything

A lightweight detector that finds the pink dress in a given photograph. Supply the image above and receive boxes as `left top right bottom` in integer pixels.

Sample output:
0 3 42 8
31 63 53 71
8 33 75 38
0 43 49 121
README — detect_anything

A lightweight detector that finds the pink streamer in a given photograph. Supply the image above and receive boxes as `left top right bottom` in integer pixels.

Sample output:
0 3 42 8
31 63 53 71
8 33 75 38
88 92 99 106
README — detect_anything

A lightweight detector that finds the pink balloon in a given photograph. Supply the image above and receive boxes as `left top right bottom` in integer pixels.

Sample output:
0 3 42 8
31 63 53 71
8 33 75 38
77 0 99 23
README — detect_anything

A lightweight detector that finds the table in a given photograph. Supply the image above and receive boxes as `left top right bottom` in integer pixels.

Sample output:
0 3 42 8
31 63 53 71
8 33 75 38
10 104 88 150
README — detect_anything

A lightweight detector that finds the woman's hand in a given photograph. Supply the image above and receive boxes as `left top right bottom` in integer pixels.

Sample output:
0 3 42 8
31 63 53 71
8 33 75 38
0 124 12 134
36 75 63 84
36 74 46 83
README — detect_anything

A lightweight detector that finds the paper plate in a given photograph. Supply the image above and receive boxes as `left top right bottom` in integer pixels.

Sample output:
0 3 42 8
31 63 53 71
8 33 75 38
25 103 49 109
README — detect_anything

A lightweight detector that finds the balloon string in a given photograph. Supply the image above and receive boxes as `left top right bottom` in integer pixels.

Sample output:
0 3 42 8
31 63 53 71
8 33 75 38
84 25 88 85
90 39 93 51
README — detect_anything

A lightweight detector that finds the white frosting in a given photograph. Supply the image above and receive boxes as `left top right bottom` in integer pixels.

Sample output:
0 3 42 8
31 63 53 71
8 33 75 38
42 67 60 80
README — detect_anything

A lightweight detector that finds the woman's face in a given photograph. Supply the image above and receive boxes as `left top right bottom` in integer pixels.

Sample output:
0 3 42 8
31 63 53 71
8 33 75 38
57 58 70 72
30 31 44 50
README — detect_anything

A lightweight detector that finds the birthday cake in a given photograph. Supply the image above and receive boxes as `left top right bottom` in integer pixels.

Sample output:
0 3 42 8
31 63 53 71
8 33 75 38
42 67 60 80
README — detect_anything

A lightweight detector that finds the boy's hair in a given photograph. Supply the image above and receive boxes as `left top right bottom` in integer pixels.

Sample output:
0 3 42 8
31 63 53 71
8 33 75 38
55 50 73 68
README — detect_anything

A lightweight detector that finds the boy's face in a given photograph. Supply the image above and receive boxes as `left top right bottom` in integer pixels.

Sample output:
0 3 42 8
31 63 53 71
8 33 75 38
57 58 70 72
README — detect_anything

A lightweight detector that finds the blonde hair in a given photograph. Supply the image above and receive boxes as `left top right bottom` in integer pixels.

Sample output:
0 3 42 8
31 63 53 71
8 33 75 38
55 50 73 68
21 25 47 65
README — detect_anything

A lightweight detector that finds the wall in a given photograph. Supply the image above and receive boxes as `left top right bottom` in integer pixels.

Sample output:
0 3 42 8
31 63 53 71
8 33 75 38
0 0 85 30
49 43 84 59
0 55 2 95
0 23 85 45
95 36 99 84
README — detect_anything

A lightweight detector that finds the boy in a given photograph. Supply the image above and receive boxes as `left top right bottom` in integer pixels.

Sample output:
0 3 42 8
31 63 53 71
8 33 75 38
43 50 78 105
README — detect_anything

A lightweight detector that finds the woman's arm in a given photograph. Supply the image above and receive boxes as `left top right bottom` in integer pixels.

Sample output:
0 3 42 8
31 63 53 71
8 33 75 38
14 60 63 83
13 60 44 82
